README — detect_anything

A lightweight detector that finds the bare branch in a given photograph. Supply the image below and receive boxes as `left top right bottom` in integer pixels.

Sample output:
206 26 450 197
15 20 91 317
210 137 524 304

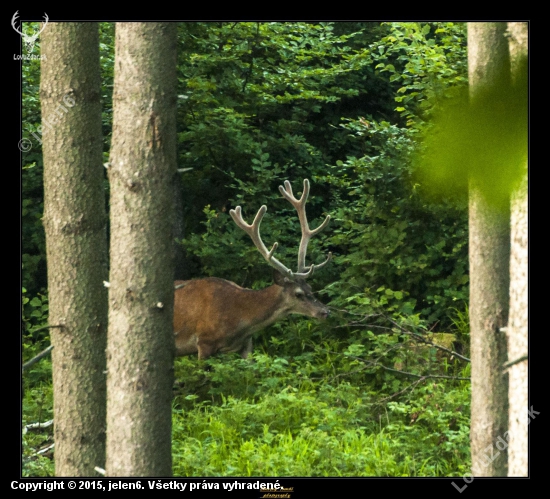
502 354 528 372
374 364 470 381
94 466 106 476
24 419 54 432
22 345 53 371
36 443 55 456
377 377 428 404
24 324 63 335
384 315 471 363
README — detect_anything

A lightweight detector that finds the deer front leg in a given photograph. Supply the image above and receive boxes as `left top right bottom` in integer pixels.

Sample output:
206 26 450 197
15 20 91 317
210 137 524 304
240 337 253 359
197 339 216 360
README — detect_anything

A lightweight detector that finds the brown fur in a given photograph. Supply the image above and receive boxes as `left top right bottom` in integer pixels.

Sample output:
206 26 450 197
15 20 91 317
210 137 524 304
173 275 328 359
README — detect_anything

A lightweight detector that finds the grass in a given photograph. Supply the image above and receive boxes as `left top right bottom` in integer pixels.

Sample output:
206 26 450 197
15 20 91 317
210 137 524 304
22 320 471 477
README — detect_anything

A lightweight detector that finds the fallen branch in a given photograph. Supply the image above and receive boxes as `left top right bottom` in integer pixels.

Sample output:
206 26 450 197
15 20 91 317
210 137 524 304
36 443 54 456
385 316 471 363
22 346 53 371
328 311 470 363
375 363 470 381
319 348 470 382
24 419 53 432
22 345 53 371
377 377 428 404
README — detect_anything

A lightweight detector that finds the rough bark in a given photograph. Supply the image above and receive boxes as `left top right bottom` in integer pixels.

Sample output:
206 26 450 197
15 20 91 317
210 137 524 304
468 22 510 477
173 172 187 279
41 23 108 476
106 23 177 477
506 21 528 477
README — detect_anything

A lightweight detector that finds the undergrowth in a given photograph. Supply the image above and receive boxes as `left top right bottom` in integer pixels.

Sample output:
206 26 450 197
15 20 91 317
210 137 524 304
171 328 471 477
22 312 471 477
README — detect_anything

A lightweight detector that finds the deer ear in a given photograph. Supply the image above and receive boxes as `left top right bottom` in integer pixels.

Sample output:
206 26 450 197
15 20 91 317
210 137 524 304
273 269 289 285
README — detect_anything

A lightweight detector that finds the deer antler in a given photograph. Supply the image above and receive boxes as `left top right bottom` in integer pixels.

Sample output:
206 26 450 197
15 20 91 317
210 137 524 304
11 11 23 36
279 179 331 275
230 179 331 280
36 13 49 37
230 205 297 278
12 12 49 52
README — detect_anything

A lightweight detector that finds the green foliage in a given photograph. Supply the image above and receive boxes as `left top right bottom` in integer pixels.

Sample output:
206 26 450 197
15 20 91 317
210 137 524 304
414 59 527 208
179 22 469 327
22 315 471 476
22 22 473 477
22 23 114 295
99 23 115 153
370 22 468 125
22 287 54 477
176 22 388 246
449 304 470 358
22 287 50 348
22 378 55 477
22 36 47 295
312 22 469 328
320 119 468 326
171 319 470 476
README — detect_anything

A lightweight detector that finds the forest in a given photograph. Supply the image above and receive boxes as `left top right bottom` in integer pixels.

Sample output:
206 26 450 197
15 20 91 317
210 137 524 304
21 22 527 479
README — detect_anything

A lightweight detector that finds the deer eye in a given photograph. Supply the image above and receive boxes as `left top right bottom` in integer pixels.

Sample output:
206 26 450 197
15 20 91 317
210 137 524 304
295 288 305 298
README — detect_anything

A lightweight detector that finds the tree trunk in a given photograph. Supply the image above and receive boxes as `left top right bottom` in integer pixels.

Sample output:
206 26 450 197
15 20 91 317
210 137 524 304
173 172 187 279
506 21 528 477
468 22 510 477
41 23 108 476
106 23 177 477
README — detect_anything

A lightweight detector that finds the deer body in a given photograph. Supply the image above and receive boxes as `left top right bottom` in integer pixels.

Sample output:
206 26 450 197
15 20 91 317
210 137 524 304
174 179 331 360
173 273 329 359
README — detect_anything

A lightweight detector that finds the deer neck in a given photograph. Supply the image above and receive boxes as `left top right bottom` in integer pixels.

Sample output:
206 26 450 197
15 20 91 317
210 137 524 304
239 284 290 334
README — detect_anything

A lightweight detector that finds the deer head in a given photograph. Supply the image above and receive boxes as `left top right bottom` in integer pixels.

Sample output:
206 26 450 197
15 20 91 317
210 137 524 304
12 11 49 53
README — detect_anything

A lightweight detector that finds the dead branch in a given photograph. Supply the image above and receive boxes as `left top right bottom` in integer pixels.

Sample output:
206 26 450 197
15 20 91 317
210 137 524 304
22 345 53 371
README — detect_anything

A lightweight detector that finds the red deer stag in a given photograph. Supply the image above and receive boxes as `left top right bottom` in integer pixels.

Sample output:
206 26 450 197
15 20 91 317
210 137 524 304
173 179 331 359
